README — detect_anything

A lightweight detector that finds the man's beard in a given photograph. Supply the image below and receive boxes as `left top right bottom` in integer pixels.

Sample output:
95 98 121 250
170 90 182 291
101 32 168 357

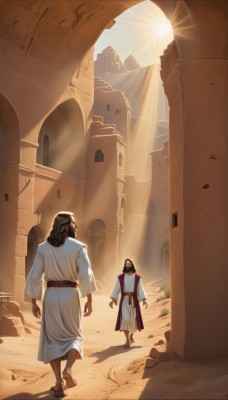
124 267 134 272
68 227 76 238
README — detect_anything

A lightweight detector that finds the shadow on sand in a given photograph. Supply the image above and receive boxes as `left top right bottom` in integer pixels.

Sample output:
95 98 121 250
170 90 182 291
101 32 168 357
2 389 62 400
90 344 142 363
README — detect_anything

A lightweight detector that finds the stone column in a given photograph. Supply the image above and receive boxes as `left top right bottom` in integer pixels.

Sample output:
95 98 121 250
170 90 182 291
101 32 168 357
161 42 228 359
14 140 38 302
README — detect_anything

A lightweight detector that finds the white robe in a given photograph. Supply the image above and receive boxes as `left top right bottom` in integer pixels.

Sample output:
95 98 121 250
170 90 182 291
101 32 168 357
24 237 96 364
110 273 147 333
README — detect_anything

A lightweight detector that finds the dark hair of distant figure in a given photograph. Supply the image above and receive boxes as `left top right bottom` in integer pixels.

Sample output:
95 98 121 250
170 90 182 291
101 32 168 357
122 258 136 273
47 211 74 247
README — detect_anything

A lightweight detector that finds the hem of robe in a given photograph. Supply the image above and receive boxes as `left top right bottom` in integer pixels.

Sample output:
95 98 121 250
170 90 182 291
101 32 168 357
38 338 83 364
119 320 138 333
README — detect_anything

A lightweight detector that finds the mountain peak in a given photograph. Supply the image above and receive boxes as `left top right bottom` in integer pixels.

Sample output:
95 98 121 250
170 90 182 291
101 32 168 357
124 55 141 71
95 46 126 75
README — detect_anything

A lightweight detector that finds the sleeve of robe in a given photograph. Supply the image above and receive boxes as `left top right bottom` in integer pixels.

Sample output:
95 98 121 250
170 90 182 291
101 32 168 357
77 246 97 298
110 278 120 301
137 277 147 302
24 245 44 300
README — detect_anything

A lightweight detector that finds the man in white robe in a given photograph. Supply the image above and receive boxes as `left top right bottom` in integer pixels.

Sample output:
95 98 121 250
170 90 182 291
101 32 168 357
24 211 96 397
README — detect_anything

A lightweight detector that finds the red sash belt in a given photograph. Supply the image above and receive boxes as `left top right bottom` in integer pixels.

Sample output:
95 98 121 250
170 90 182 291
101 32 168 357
47 280 77 288
123 292 134 305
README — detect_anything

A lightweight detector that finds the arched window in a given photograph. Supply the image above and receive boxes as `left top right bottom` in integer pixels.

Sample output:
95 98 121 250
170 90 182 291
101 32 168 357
43 134 49 166
95 149 104 162
119 153 123 167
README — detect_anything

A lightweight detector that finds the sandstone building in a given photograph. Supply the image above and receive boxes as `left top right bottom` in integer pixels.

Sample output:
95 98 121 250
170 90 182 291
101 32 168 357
93 55 170 275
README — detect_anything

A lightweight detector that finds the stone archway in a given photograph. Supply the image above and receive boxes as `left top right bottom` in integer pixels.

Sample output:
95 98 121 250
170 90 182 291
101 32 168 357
88 0 228 360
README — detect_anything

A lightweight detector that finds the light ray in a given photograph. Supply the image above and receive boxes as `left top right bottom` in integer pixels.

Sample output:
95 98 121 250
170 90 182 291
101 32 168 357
95 1 175 66
93 0 173 274
167 0 195 41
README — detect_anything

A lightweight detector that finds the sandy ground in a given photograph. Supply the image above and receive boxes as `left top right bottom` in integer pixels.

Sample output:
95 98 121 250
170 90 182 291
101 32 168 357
0 280 228 400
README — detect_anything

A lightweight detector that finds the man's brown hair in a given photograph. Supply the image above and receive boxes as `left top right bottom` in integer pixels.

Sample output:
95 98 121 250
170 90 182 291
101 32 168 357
47 211 73 247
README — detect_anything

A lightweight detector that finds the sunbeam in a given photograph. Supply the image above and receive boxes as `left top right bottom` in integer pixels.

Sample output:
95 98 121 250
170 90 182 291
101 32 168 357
93 0 172 276
95 0 174 66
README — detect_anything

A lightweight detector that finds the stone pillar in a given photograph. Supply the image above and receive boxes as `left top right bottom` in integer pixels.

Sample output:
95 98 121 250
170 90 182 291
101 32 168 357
0 123 40 301
161 42 228 359
15 138 39 302
0 165 20 297
0 167 35 303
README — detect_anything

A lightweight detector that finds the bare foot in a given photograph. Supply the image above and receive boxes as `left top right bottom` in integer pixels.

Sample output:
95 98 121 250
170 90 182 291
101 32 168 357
130 334 135 343
50 379 64 391
50 382 65 397
63 368 77 388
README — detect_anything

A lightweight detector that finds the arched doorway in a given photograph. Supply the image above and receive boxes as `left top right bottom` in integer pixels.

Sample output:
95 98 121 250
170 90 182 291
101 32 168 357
37 99 85 177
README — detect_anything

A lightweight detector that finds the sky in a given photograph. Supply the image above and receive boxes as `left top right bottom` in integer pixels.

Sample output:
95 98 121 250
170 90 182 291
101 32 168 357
94 0 173 67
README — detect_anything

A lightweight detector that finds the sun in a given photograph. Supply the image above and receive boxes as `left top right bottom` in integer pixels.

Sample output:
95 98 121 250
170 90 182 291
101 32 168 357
151 16 173 41
95 1 175 66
